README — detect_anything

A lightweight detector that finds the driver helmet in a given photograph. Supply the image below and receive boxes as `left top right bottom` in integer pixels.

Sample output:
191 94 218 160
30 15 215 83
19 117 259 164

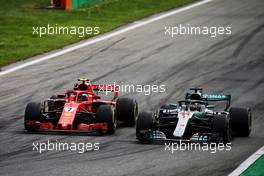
190 103 201 111
78 94 88 101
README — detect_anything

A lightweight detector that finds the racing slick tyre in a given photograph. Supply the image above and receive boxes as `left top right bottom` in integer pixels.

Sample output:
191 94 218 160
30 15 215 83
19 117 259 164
212 114 231 143
97 105 116 134
24 102 42 132
116 98 138 127
229 107 252 137
136 111 154 141
223 121 232 144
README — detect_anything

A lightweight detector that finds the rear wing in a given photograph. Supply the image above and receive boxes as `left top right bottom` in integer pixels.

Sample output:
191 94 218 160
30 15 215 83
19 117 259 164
202 94 231 110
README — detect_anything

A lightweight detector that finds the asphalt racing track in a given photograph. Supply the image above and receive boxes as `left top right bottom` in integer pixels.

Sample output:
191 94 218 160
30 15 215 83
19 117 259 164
0 0 264 175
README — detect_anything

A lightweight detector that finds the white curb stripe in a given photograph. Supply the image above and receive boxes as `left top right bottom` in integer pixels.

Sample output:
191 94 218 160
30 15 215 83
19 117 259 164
0 0 212 77
229 145 264 176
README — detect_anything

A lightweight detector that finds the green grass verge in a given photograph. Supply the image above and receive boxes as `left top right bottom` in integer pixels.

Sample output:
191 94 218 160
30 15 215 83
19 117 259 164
241 155 264 176
0 0 195 67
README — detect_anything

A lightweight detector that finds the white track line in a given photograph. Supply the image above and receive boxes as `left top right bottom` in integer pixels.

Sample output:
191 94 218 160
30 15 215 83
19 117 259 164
229 145 264 176
0 0 212 77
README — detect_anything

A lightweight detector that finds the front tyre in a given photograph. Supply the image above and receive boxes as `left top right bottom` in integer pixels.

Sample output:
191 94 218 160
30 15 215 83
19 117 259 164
97 105 116 134
212 114 231 143
223 121 232 144
136 111 154 141
24 102 42 132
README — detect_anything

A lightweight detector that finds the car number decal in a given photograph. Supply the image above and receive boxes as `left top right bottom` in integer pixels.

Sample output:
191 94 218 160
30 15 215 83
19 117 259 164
173 111 194 137
65 107 75 112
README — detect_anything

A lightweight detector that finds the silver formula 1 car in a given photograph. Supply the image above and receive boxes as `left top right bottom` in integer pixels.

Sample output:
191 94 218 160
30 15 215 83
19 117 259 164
136 88 252 143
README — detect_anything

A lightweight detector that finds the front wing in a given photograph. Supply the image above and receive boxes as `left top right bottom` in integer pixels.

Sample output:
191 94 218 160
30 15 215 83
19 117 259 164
25 120 108 134
136 130 221 143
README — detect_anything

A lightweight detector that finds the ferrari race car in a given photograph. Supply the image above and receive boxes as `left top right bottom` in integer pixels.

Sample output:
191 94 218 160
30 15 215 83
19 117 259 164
24 78 138 134
136 88 252 143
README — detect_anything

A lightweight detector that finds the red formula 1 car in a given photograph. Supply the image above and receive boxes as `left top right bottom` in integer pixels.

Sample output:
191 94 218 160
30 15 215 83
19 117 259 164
24 78 138 134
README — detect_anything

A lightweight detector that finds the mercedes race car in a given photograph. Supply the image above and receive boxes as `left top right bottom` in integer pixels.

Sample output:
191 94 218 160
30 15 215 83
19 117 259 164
24 78 138 134
136 88 252 143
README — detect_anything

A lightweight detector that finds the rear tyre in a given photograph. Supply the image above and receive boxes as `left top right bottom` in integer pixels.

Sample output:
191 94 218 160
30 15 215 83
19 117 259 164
97 105 116 134
116 98 138 127
136 111 153 140
24 102 42 132
230 107 252 137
